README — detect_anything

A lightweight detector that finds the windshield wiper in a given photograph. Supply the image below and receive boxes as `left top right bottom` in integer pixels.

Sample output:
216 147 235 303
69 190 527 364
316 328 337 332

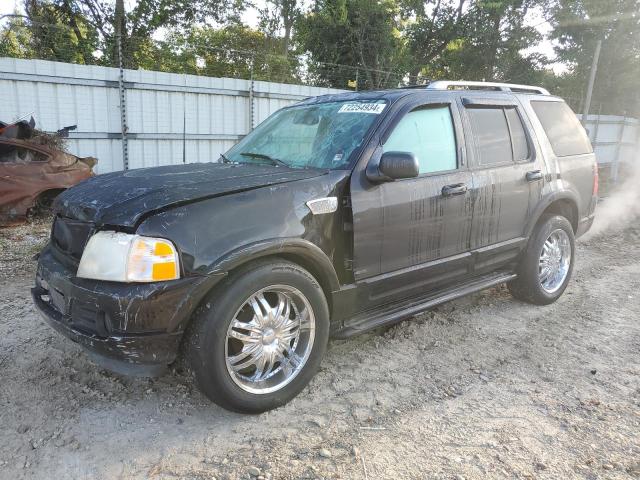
219 153 232 163
240 152 289 168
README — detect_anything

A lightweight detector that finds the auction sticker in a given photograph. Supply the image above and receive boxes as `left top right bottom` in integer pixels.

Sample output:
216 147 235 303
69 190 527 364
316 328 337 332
338 103 386 114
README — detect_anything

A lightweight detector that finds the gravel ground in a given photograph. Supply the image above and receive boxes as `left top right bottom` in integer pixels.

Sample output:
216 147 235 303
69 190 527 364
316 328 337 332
0 217 639 480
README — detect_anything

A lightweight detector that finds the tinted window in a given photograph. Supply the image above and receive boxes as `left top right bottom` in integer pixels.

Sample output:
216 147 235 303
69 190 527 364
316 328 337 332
531 101 592 157
467 108 512 166
505 108 530 161
383 106 457 174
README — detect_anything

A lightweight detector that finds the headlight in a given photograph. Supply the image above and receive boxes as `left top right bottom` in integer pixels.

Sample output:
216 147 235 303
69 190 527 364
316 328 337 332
77 231 180 282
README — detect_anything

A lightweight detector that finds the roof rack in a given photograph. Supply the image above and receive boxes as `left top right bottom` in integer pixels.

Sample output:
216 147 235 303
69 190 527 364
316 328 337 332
426 80 550 95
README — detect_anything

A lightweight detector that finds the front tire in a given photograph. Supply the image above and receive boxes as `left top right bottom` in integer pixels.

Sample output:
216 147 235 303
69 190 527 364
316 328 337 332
188 259 330 413
509 214 575 305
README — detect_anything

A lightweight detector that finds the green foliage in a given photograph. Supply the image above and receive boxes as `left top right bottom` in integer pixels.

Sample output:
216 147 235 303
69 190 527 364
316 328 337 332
401 0 467 81
136 24 299 83
550 0 640 115
1 3 100 64
297 0 409 89
422 0 548 83
0 16 34 59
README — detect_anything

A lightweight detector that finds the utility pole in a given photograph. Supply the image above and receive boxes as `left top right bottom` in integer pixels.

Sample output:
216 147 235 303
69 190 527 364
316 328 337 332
583 39 602 124
115 0 129 170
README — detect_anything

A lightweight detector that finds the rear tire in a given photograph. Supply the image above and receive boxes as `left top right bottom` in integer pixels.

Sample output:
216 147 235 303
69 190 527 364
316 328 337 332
509 214 575 305
187 259 330 413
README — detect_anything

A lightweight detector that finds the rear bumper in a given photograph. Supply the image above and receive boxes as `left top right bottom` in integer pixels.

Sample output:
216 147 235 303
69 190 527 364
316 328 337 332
33 245 220 376
576 213 595 238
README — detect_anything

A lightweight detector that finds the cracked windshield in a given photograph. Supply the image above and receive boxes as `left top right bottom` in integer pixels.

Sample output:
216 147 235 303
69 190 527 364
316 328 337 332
224 100 387 169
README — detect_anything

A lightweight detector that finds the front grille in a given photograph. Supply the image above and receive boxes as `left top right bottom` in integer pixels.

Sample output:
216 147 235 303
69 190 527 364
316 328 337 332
51 217 94 263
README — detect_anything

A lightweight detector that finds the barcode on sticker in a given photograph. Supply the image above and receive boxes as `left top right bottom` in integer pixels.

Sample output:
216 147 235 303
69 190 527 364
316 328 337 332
338 103 386 114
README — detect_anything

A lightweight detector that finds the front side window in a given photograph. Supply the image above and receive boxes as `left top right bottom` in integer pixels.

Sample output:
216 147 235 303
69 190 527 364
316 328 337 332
224 100 387 169
383 105 457 174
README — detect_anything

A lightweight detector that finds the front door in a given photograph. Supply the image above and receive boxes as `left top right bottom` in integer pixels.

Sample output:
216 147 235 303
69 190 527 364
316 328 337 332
350 96 474 305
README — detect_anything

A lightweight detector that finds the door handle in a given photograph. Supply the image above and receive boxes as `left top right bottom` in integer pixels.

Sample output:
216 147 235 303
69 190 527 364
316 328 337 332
526 170 543 182
441 183 468 197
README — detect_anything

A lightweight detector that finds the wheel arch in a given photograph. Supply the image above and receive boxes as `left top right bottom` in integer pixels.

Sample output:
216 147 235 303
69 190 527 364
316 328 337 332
35 188 67 207
526 192 579 238
206 238 341 309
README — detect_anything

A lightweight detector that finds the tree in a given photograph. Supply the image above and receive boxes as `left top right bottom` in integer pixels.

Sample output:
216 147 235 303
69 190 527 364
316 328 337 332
10 0 245 67
0 16 36 59
550 0 640 115
138 24 299 83
400 0 467 81
297 0 408 89
259 0 301 56
0 2 100 64
430 0 548 83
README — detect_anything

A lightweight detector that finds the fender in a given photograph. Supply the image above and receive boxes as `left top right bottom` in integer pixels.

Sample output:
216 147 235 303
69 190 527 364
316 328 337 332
524 190 580 238
207 237 341 294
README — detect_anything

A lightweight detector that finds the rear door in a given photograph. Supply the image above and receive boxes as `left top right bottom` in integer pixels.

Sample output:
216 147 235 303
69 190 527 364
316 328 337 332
460 96 544 273
350 94 474 305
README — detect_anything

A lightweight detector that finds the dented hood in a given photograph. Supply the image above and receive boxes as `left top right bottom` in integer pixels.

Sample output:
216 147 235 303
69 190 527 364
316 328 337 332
54 162 326 227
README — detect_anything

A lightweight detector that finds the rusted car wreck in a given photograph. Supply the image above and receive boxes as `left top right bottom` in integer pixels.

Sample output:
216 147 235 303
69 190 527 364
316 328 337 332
0 120 96 226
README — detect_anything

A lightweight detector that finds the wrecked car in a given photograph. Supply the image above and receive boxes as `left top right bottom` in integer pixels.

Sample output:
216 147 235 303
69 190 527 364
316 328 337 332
33 81 597 413
0 122 96 226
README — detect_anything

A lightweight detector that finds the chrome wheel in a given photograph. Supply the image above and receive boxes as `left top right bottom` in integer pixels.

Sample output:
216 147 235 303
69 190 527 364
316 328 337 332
224 285 316 394
538 229 571 294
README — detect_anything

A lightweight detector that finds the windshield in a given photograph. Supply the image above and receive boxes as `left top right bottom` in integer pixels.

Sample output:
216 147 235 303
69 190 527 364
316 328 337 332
224 100 387 169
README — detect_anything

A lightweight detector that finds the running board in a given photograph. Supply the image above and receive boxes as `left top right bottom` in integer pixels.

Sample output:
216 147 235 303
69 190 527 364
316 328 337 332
332 272 517 339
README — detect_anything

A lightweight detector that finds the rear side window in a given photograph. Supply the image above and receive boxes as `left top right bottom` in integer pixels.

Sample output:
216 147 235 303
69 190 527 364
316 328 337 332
467 107 518 166
505 108 529 161
531 101 592 157
383 105 457 174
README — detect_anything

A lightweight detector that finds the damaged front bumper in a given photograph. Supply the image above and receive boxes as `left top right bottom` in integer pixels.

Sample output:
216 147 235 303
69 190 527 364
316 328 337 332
33 245 217 377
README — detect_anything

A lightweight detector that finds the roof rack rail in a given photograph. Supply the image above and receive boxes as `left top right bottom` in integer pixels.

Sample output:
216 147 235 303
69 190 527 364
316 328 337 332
426 80 550 95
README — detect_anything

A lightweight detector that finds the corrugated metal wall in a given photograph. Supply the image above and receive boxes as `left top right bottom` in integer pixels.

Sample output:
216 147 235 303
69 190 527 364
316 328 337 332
578 114 639 184
579 114 639 165
0 58 344 174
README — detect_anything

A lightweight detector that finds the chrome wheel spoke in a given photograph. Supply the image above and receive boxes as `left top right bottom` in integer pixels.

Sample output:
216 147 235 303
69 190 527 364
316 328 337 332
281 319 299 332
229 346 261 372
274 296 292 328
228 344 259 364
249 297 267 326
256 293 273 322
252 353 270 381
228 329 260 343
231 319 262 335
273 292 287 321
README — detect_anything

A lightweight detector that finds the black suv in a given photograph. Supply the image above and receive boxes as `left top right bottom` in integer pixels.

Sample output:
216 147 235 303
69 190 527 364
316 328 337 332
33 81 597 413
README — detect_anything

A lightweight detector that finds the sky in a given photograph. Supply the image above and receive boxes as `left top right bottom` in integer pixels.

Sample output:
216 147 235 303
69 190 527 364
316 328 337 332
0 0 564 73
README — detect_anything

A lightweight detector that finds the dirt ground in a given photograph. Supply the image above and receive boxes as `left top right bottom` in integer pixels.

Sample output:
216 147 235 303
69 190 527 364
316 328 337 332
0 215 639 480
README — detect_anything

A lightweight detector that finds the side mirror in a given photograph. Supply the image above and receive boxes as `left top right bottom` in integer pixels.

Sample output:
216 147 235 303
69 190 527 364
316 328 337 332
367 151 419 183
